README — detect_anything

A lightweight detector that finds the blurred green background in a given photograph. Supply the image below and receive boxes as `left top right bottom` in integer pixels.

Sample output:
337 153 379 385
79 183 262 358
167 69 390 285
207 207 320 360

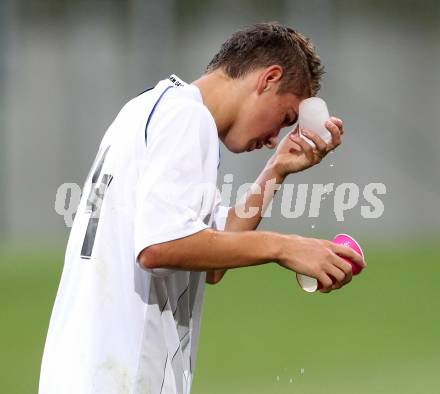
1 239 439 393
1 0 439 393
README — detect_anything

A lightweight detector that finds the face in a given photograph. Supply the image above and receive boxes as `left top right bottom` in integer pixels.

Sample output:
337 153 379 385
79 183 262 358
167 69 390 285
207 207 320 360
222 72 303 153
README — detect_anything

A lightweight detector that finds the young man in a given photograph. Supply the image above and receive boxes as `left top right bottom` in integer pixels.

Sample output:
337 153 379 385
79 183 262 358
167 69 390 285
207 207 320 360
39 23 365 394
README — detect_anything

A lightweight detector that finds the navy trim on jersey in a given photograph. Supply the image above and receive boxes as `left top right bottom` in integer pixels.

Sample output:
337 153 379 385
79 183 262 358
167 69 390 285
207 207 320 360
137 86 154 97
144 85 174 144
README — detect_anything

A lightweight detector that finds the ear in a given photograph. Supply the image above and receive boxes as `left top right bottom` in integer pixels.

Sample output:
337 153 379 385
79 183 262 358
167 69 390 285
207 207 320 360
256 65 283 95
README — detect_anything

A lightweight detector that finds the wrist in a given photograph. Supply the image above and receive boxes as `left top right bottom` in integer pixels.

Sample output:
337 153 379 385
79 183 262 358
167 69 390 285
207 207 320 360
265 156 287 183
265 232 287 264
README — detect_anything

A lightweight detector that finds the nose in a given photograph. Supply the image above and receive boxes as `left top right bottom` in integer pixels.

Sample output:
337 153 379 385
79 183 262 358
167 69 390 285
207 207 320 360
264 135 278 149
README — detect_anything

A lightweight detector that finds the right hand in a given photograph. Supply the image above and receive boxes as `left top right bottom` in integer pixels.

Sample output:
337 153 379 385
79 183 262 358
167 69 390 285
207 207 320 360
270 117 344 177
277 235 366 293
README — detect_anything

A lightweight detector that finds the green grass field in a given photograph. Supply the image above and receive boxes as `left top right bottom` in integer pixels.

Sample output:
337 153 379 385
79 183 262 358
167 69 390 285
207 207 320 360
1 240 439 393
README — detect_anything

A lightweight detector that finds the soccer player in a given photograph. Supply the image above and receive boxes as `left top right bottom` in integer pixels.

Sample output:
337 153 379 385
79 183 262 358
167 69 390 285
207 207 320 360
39 22 366 394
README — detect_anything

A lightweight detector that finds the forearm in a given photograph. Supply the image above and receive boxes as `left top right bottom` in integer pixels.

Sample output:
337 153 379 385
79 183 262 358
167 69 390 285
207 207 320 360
206 158 286 283
226 158 286 232
139 228 282 272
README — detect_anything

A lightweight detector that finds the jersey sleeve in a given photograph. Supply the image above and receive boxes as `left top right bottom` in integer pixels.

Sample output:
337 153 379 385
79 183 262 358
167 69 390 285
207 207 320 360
211 188 230 231
134 101 217 271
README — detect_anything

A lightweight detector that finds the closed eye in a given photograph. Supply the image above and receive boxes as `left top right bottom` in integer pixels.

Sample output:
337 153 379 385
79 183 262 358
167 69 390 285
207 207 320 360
284 113 298 127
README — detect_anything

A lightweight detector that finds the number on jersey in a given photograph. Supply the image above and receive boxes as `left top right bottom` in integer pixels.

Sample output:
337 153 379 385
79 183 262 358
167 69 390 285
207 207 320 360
80 147 113 259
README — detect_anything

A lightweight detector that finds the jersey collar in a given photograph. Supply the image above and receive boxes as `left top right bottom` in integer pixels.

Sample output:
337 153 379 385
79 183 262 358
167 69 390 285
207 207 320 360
168 74 187 87
168 74 220 167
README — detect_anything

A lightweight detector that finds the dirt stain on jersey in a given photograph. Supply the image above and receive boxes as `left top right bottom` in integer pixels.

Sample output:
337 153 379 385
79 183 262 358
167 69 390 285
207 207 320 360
93 357 131 394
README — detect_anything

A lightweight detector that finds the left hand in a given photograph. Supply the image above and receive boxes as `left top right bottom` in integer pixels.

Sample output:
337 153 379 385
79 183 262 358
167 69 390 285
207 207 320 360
270 116 344 177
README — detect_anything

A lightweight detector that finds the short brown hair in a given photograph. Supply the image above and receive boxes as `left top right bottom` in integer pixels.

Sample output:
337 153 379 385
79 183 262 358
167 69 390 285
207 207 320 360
206 22 324 97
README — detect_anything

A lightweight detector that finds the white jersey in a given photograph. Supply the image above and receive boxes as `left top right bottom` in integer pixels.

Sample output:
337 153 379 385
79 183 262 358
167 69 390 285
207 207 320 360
39 75 228 394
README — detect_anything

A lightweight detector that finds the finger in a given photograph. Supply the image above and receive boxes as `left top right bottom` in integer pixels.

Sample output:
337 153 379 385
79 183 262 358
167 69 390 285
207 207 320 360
288 130 300 142
325 120 342 148
329 117 344 134
326 263 347 289
330 116 343 126
292 133 315 162
329 243 366 268
288 126 300 141
287 133 303 151
317 274 333 293
332 257 353 285
302 129 327 152
287 126 300 140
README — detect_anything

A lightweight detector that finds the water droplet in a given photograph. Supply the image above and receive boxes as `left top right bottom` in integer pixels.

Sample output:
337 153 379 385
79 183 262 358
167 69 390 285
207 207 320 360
224 173 234 183
300 368 305 375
